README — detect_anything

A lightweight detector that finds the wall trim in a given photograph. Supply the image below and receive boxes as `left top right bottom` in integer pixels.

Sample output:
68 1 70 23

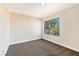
44 38 79 53
10 37 41 45
4 45 10 56
0 44 10 56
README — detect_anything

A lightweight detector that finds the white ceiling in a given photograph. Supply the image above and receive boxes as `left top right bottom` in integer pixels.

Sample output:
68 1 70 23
7 3 78 18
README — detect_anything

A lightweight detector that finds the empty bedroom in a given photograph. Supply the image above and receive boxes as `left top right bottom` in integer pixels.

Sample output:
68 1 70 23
0 3 79 56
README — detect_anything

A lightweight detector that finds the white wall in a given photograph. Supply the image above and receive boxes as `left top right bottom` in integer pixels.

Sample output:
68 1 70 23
42 5 79 52
10 12 41 44
0 4 10 55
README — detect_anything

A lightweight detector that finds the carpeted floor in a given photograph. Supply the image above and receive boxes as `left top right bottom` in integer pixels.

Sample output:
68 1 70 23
6 39 79 56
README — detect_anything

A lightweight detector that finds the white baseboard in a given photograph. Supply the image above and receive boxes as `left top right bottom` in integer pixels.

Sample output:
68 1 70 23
3 37 41 56
10 37 41 45
4 45 10 56
0 44 10 56
44 38 79 52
